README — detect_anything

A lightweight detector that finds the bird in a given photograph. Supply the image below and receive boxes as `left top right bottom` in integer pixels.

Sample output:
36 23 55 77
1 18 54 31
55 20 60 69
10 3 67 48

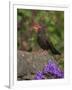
32 23 61 55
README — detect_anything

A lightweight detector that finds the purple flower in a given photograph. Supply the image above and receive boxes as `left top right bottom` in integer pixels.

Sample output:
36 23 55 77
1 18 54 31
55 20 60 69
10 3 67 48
43 59 64 78
34 71 45 80
58 70 64 78
43 60 57 73
34 59 64 80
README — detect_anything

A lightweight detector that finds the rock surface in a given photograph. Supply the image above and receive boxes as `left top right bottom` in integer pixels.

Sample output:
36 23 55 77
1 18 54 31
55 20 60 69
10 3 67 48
17 50 54 80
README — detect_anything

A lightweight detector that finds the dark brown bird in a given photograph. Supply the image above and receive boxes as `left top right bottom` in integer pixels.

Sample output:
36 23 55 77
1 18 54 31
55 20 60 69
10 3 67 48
32 23 61 55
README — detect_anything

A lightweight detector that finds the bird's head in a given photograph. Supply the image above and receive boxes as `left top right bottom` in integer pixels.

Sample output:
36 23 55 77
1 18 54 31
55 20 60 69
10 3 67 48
32 23 42 33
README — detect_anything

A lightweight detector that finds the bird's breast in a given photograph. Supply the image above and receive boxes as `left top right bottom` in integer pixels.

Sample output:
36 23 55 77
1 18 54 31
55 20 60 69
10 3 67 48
37 34 49 50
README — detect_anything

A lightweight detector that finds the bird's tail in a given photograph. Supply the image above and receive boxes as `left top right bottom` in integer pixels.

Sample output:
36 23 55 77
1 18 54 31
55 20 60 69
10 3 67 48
49 42 61 55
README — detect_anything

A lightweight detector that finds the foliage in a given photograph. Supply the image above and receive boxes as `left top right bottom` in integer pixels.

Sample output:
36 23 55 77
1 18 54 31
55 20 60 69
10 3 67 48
17 9 64 53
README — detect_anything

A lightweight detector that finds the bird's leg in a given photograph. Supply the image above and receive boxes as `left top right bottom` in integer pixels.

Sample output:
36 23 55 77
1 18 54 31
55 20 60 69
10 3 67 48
38 49 48 56
42 50 48 56
38 49 43 52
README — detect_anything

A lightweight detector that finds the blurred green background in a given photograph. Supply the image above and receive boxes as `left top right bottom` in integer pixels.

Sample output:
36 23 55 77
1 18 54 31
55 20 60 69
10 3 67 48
17 9 64 53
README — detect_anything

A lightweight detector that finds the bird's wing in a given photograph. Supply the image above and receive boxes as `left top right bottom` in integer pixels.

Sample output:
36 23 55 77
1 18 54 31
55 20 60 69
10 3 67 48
42 34 51 48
